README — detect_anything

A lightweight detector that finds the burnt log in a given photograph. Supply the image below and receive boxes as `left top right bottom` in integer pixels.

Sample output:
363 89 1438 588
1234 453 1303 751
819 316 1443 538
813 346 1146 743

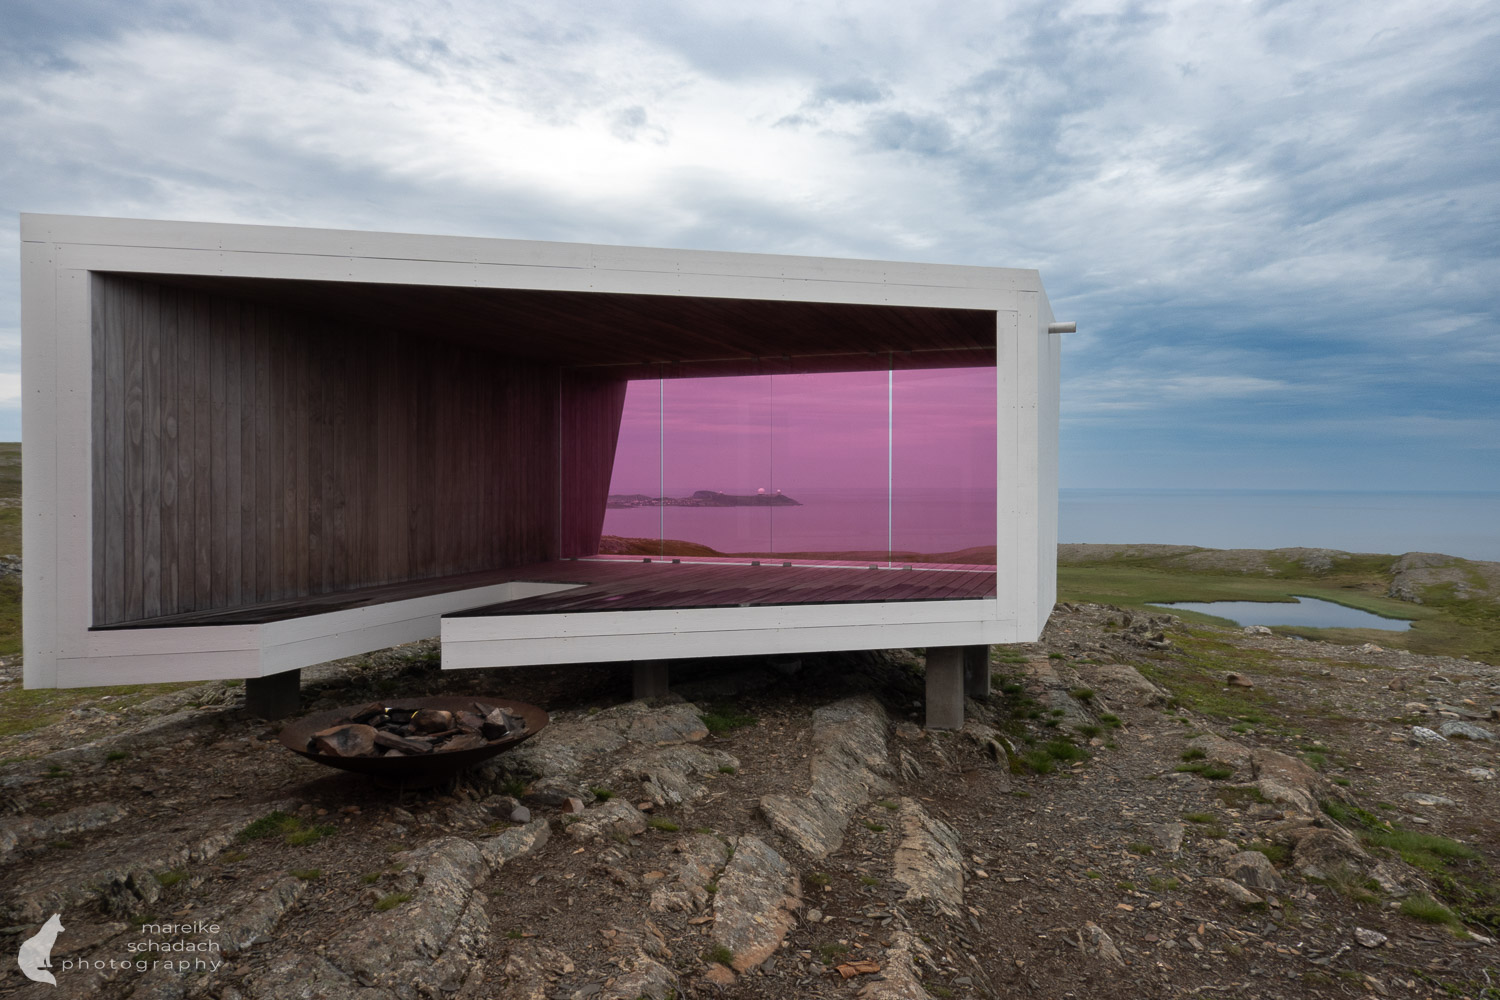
373 730 435 754
310 724 378 757
411 709 455 733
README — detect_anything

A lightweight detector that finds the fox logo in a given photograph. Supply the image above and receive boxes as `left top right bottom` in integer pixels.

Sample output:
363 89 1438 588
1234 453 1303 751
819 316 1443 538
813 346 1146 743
17 912 64 986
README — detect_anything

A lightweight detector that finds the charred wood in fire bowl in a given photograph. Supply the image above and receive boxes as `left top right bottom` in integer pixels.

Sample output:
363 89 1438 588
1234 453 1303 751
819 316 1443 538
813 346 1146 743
310 724 377 757
411 709 455 733
348 702 388 725
438 733 490 753
373 730 435 755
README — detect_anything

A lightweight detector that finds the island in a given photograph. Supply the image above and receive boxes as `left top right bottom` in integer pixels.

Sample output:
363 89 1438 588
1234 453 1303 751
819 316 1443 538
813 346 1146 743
606 489 802 508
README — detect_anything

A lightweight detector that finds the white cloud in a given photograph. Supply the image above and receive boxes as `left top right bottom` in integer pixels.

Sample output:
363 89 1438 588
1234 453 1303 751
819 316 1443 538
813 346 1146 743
0 0 1496 484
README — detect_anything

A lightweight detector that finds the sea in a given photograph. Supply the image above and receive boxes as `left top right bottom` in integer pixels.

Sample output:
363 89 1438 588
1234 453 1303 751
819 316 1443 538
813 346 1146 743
601 488 1500 563
1062 489 1500 564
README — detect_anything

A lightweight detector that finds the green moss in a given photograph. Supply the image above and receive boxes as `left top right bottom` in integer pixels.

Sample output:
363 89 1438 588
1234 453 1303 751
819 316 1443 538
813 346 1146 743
699 705 757 734
239 811 302 841
286 824 335 847
589 787 614 801
647 817 680 833
864 821 887 833
817 943 849 964
704 945 735 967
374 892 412 912
155 870 186 888
1183 812 1216 824
290 868 322 880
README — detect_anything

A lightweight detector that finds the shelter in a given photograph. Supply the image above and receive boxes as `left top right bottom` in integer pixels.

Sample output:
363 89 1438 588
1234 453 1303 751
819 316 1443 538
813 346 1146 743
21 215 1062 726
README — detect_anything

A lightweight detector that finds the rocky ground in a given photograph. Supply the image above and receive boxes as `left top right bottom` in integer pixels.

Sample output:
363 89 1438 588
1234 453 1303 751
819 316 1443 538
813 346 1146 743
3 606 1500 1000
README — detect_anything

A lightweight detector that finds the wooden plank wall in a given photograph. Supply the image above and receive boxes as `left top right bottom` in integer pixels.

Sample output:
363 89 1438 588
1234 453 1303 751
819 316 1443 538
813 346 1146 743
558 373 628 557
91 273 564 626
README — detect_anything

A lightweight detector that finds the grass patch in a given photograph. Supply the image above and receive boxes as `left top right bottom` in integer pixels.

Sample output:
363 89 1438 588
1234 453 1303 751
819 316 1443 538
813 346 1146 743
699 704 757 734
704 945 735 967
878 799 900 811
499 776 528 798
360 872 382 885
1068 687 1095 701
374 892 412 912
1183 812 1217 824
860 875 879 887
1180 748 1206 762
1098 712 1122 728
589 787 614 801
647 817 681 833
817 943 849 964
806 871 830 887
1044 739 1089 762
106 750 130 761
0 677 200 740
286 824 336 847
1018 750 1055 775
239 811 302 841
864 821 887 833
239 810 333 846
1057 552 1499 662
1400 894 1466 932
1246 842 1289 865
290 868 322 880
155 869 187 888
1148 876 1181 892
1126 842 1154 856
717 765 737 775
1215 786 1269 808
1311 863 1382 906
1175 761 1233 780
219 850 247 864
1076 724 1102 739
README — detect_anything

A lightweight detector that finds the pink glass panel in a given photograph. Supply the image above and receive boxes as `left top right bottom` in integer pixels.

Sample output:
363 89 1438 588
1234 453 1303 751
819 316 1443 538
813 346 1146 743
768 370 889 560
891 367 997 564
601 378 663 556
661 376 772 556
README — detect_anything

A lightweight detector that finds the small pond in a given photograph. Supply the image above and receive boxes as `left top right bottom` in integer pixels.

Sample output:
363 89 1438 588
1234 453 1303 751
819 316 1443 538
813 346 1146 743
1146 596 1413 631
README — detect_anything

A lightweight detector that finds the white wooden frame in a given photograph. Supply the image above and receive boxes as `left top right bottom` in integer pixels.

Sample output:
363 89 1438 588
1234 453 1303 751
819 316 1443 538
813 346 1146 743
20 214 1059 688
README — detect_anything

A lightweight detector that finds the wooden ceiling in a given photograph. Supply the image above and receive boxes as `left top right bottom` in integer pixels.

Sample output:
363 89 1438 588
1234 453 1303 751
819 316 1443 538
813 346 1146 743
123 273 998 377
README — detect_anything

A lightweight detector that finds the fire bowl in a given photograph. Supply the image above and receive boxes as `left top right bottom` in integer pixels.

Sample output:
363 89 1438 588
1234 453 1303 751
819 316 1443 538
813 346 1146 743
279 695 547 786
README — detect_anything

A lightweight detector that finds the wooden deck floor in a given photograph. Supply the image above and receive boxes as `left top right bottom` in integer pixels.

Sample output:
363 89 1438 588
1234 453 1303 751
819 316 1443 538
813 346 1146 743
449 559 996 617
92 558 996 628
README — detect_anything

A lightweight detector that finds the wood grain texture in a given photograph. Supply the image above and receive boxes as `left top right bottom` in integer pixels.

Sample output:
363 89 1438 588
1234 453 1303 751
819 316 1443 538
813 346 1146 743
91 274 570 626
126 273 998 373
92 558 994 628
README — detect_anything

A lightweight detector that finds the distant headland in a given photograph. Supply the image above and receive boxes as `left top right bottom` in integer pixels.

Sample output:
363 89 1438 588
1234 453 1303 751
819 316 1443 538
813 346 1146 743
606 489 802 509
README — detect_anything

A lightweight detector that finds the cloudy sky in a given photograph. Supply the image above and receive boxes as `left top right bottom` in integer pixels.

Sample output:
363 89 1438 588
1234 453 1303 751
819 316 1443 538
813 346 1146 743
2 0 1497 491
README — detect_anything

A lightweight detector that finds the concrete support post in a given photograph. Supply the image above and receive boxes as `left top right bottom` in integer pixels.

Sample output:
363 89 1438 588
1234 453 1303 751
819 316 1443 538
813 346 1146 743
633 660 670 700
244 669 301 720
963 645 992 698
924 646 965 731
